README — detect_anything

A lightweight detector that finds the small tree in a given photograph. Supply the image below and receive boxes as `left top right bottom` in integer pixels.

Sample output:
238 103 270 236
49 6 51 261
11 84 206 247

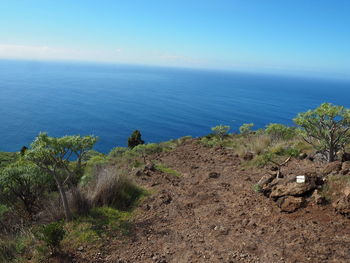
0 161 50 220
239 123 254 136
25 133 98 221
211 125 230 140
128 130 145 149
294 103 350 162
37 221 65 254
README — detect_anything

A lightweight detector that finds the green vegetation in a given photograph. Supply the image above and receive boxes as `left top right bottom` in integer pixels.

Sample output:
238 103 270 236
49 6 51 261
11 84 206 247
25 133 98 221
239 123 254 136
0 161 51 220
155 163 182 177
2 102 350 261
211 125 230 140
294 103 350 162
36 222 65 254
127 130 145 148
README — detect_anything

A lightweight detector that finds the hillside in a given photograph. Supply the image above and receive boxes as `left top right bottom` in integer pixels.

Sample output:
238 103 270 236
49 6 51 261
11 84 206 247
70 140 350 263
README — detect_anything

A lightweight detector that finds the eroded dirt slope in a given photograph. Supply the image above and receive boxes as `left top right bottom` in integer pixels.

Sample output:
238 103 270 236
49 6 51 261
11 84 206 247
99 142 350 263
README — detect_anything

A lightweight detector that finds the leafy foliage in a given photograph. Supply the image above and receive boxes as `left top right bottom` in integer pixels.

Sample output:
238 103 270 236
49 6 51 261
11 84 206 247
265 123 298 141
211 125 230 140
36 222 65 253
239 123 254 136
294 103 350 162
25 133 98 220
0 161 51 219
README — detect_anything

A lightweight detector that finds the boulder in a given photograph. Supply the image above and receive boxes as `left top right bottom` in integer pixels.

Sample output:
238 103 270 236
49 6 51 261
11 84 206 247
269 175 317 199
323 161 342 176
277 196 305 213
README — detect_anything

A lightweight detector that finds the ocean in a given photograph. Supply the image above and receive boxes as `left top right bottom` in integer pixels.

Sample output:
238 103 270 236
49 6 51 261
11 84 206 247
0 59 349 153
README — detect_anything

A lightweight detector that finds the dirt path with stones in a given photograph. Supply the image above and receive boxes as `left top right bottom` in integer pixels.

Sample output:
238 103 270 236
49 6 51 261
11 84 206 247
97 142 350 263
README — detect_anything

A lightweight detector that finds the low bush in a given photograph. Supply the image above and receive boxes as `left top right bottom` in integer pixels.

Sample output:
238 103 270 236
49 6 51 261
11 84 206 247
89 168 144 210
211 125 230 140
36 222 65 254
265 123 298 141
239 123 254 136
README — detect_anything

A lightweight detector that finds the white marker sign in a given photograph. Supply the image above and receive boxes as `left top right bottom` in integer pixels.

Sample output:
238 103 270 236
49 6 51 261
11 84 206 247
296 175 305 183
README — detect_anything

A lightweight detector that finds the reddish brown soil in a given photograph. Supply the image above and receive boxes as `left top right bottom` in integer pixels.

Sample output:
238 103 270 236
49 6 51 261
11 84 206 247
80 142 350 263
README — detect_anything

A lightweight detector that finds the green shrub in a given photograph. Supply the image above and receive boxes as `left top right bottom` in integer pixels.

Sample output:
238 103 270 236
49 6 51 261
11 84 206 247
294 103 350 162
109 147 128 158
265 123 297 141
239 123 254 136
37 222 65 253
211 125 230 140
0 238 16 262
127 130 145 149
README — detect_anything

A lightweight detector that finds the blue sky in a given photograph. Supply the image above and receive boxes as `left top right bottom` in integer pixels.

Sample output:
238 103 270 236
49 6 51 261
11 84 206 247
0 0 350 77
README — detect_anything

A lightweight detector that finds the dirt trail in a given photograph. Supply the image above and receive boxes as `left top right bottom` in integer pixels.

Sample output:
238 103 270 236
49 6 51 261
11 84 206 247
104 142 350 263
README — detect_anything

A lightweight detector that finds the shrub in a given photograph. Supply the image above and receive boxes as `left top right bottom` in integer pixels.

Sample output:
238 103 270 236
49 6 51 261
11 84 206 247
265 123 297 141
37 222 65 254
131 143 163 162
211 125 230 140
90 168 144 210
127 130 145 149
0 161 51 220
25 133 98 221
0 238 16 262
239 123 254 136
294 103 350 162
109 147 128 158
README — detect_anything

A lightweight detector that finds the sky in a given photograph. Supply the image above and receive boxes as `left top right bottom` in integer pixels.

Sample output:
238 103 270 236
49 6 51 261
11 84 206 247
0 0 350 78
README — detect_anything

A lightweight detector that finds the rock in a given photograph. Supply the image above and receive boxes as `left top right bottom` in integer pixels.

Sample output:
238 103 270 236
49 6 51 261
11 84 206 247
243 152 254 161
270 166 278 171
309 152 327 163
298 153 307 160
310 189 326 205
77 246 84 251
132 168 145 177
208 172 220 178
257 174 275 187
145 162 155 171
340 152 350 162
323 161 342 175
342 161 350 171
269 175 317 199
333 195 350 217
278 196 305 213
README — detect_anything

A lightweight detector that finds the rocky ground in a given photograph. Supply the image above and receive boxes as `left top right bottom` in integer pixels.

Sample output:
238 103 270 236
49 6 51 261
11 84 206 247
76 141 350 263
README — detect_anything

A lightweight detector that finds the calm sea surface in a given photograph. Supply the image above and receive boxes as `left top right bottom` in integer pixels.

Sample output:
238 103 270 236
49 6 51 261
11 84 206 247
0 59 349 153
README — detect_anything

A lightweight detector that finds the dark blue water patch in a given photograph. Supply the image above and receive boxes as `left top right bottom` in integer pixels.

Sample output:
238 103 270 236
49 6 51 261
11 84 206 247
0 59 349 153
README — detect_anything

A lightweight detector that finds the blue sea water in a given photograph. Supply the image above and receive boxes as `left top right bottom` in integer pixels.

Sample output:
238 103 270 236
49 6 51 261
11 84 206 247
0 59 349 153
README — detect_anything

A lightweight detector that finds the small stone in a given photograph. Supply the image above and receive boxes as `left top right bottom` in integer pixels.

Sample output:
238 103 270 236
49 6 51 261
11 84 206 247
77 246 84 251
208 172 220 178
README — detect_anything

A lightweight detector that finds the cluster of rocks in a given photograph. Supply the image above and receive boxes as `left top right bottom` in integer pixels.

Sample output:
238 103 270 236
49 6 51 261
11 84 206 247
257 171 324 212
258 154 350 215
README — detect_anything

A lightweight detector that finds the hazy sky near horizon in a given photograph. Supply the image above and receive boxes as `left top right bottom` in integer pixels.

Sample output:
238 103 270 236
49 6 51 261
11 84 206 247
1 1 350 77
